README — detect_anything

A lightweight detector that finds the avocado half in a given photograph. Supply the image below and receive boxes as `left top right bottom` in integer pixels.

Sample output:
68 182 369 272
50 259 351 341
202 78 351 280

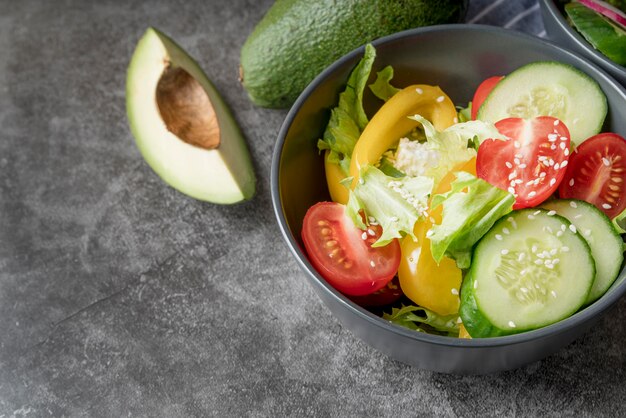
126 27 255 204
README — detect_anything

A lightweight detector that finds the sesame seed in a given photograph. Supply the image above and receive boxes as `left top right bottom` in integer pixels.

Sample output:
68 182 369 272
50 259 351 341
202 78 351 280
370 260 376 267
514 141 521 148
584 229 592 237
551 290 558 298
549 178 556 187
570 201 578 208
561 136 568 141
561 160 568 168
508 172 517 180
550 144 557 150
548 134 558 141
554 120 560 126
564 149 570 156
569 178 575 187
561 225 567 232
457 317 463 324
426 229 434 238
474 280 479 289
390 216 399 222
503 227 510 235
508 186 515 194
560 142 566 150
451 288 459 295
416 88 423 94
436 95 445 103
603 157 610 166
544 259 552 266
547 210 556 216
540 172 547 178
556 230 563 237
535 259 543 265
501 249 509 255
602 203 612 210
574 214 582 219
514 158 521 165
554 163 560 170
518 253 526 262
520 268 527 275
528 192 537 198
495 234 503 241
561 246 570 252
508 321 516 328
361 232 367 240
552 258 560 265
359 178 364 184
505 162 513 169
550 248 558 255
367 229 376 236
521 287 529 293
532 245 538 253
368 216 376 223
519 163 527 169
515 179 523 184
534 210 541 216
569 224 577 233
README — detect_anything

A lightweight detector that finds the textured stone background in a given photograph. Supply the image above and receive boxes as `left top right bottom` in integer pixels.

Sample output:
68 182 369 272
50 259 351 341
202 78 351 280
0 0 624 416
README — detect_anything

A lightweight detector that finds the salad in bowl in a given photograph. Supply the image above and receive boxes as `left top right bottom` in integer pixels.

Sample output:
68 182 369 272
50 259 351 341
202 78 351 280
271 25 626 373
300 44 625 339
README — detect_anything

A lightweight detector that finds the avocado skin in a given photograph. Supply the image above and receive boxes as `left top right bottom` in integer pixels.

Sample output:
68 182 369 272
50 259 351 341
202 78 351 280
240 0 468 108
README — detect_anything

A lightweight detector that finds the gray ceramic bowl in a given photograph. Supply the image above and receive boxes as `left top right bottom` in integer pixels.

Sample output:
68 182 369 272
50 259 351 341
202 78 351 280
271 24 626 374
539 0 626 86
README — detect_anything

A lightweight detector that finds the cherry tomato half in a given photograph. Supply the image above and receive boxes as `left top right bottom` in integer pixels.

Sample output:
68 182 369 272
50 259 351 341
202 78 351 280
301 202 401 296
559 133 626 219
477 116 571 209
471 75 503 120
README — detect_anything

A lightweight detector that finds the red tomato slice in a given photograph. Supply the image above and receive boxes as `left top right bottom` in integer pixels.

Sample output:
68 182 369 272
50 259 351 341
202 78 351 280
301 202 401 296
348 276 403 307
558 133 626 219
471 76 503 120
477 116 571 209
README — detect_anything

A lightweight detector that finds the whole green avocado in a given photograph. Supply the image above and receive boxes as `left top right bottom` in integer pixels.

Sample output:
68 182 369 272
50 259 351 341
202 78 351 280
240 0 468 108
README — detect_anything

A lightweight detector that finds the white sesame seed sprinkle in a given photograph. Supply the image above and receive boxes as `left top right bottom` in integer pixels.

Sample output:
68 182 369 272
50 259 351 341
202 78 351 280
540 172 547 178
519 253 526 262
584 229 592 237
528 191 537 198
602 203 612 209
508 321 516 328
416 88 423 94
521 287 529 293
556 230 563 237
370 260 375 267
561 160 568 168
514 141 521 149
551 290 558 298
554 120 560 126
508 186 515 194
569 178 575 187
426 229 434 238
554 163 560 170
574 214 582 219
603 157 610 166
495 234 503 241
549 178 556 187
548 133 558 141
532 245 538 253
569 224 577 233
367 229 376 236
501 249 509 255
561 136 568 141
503 227 510 234
560 142 566 150
390 216 399 222
505 162 513 169
519 163 527 169
551 144 557 150
474 280 479 289
564 149 570 156
561 224 567 232
436 95 445 103
547 210 556 216
570 201 578 208
508 172 517 180
361 232 367 240
561 246 570 252
359 178 365 184
514 158 521 165
535 259 543 265
451 288 459 295
534 210 541 216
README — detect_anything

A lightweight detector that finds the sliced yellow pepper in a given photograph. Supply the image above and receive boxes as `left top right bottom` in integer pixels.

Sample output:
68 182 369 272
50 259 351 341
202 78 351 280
349 84 457 188
324 84 457 203
458 324 472 339
398 158 477 316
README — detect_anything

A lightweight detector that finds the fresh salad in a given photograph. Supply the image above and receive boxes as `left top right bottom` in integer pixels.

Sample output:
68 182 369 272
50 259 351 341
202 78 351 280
558 0 626 66
301 44 626 338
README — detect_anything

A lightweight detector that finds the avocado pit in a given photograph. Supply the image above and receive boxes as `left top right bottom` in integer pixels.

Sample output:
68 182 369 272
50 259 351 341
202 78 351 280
156 64 220 150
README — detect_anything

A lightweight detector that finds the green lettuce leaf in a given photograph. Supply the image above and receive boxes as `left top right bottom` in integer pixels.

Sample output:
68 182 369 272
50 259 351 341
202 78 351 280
403 115 505 184
429 171 515 269
383 305 460 336
369 65 400 102
317 44 376 175
348 164 433 247
457 103 472 123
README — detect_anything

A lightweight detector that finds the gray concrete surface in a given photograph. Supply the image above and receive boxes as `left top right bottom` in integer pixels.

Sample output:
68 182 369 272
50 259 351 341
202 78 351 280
0 0 624 416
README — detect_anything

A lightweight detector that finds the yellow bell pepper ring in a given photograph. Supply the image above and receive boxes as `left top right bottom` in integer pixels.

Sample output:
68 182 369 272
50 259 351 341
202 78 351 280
324 151 350 204
349 84 457 188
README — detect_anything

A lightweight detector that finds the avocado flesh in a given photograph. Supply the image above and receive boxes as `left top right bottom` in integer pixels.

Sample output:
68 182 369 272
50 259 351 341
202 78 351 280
127 28 255 204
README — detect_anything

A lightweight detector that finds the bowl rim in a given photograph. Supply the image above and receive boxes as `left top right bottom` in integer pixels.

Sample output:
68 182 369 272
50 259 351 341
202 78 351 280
271 23 626 348
539 0 626 74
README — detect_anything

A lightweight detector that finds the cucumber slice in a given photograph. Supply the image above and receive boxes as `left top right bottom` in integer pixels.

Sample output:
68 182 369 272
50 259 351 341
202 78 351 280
477 61 607 147
540 199 624 304
566 2 626 66
460 209 595 337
